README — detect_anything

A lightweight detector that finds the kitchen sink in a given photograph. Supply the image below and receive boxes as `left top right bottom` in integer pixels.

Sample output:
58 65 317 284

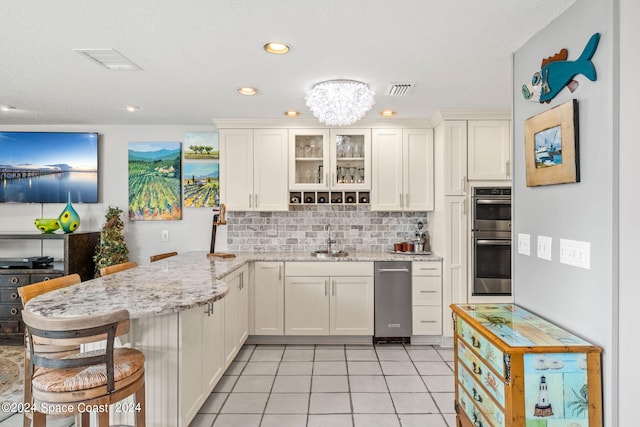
310 250 349 258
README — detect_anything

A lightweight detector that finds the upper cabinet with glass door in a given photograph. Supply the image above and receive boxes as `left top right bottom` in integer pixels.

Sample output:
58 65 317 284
288 129 371 191
330 129 371 191
289 129 330 190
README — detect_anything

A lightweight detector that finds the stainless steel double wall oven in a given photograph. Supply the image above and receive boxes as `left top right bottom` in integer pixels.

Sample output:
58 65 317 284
471 187 511 296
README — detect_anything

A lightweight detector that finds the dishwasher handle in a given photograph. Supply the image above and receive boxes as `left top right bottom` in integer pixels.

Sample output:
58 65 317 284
377 268 410 273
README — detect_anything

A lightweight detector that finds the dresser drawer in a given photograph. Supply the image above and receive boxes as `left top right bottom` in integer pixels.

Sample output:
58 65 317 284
0 274 29 287
457 340 505 407
457 316 505 378
30 273 62 283
412 306 441 335
458 386 493 427
0 289 20 303
0 304 22 318
412 262 441 276
412 276 441 305
458 361 505 427
0 320 21 334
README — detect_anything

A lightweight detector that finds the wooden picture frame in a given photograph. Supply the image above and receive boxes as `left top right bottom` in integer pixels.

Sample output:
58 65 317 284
524 99 579 187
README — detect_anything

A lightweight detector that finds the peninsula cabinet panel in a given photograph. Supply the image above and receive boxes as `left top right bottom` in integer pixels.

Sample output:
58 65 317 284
451 304 603 427
224 265 248 367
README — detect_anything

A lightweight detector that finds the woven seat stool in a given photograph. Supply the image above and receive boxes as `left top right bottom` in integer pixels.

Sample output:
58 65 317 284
22 308 146 426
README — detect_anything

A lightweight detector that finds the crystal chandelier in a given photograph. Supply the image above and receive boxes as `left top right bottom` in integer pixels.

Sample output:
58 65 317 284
304 80 375 126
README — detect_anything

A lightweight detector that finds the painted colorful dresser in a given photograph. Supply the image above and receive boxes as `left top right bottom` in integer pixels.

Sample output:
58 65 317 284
451 304 602 427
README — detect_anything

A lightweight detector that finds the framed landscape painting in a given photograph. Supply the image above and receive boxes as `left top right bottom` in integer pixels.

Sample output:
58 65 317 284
524 99 579 187
184 132 219 160
183 162 219 207
128 142 182 220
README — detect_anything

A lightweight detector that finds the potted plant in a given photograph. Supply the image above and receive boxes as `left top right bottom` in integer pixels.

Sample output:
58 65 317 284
93 206 130 277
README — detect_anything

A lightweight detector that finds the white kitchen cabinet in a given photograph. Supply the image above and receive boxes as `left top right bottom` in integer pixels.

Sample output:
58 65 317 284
467 120 511 180
289 128 371 191
252 261 284 335
224 264 248 367
411 261 442 336
371 128 434 211
440 121 468 196
179 298 224 425
284 262 374 336
220 128 288 211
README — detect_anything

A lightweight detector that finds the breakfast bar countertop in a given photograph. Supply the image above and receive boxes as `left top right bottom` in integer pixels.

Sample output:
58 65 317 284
24 250 442 319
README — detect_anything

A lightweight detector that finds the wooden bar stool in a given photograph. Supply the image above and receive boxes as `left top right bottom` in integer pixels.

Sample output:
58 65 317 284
149 251 177 263
99 261 138 277
18 274 82 427
22 308 146 426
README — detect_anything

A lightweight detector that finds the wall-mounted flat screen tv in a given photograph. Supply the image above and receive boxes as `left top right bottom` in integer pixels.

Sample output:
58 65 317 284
0 131 99 203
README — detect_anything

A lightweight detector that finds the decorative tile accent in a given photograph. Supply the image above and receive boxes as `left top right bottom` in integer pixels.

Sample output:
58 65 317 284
226 206 428 252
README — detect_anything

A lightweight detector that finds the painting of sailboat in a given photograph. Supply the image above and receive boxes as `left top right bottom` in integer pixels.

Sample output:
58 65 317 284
534 125 563 168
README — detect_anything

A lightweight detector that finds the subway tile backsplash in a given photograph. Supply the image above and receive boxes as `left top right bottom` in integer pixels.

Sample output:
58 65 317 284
226 205 427 253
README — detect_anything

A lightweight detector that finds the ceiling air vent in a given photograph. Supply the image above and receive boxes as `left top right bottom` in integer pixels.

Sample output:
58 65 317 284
385 82 416 96
73 49 142 71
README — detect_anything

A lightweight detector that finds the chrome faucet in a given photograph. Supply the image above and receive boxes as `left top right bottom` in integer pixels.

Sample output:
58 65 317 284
326 224 336 253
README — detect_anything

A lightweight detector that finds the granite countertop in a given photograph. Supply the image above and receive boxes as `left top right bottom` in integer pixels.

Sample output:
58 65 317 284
25 250 442 319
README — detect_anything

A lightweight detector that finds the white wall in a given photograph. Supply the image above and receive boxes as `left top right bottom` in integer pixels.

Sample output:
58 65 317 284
618 0 640 425
0 124 226 264
512 1 616 425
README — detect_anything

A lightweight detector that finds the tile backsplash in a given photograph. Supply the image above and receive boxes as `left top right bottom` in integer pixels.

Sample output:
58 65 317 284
226 205 428 253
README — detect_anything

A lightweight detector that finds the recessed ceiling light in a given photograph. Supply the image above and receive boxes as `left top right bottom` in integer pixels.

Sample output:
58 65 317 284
125 105 140 112
380 110 397 117
238 87 258 96
0 105 17 112
284 111 300 117
264 42 290 54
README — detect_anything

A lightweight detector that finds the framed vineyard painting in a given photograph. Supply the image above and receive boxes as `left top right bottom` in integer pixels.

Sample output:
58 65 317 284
183 162 219 207
128 142 182 220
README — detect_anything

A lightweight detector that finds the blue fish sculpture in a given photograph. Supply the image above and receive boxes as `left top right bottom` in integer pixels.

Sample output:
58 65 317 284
522 33 600 103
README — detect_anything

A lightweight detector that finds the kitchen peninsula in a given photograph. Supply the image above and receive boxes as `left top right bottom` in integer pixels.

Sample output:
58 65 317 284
24 250 442 426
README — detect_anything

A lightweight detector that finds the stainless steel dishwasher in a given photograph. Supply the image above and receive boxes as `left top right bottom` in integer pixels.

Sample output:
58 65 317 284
374 261 412 343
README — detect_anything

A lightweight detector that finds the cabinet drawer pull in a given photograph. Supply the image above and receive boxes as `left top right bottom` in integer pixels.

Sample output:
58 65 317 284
419 290 437 293
472 362 482 375
420 320 437 323
10 277 19 285
472 388 483 402
10 308 18 316
471 336 481 348
10 292 18 300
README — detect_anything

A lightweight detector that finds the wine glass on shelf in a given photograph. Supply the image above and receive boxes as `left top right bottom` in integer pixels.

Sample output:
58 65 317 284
349 167 357 183
357 168 365 183
339 167 348 183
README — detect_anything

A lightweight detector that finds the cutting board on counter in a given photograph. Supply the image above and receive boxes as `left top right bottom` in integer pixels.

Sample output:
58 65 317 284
207 252 236 259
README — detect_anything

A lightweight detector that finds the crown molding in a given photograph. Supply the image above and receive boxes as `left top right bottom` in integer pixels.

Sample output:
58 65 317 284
430 109 512 126
211 117 433 129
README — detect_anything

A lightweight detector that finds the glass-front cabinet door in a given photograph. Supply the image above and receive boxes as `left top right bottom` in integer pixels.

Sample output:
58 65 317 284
289 129 330 190
289 128 371 191
330 129 371 190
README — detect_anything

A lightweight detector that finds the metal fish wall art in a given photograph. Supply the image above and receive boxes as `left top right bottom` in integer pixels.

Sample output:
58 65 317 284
522 33 600 103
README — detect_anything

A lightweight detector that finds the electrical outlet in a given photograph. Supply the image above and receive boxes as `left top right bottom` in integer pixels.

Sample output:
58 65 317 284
560 238 590 269
537 235 552 261
517 233 530 256
161 230 169 242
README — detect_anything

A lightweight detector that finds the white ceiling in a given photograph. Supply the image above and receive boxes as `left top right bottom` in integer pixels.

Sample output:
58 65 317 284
0 0 575 126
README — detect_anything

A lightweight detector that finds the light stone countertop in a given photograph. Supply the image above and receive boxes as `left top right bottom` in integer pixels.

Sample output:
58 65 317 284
25 250 442 319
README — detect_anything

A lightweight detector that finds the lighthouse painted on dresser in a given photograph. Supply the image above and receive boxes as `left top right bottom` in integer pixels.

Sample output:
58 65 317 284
534 375 554 417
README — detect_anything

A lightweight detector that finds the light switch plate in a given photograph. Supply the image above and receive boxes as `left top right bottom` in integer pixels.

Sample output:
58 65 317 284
537 235 552 261
518 233 530 256
560 238 591 269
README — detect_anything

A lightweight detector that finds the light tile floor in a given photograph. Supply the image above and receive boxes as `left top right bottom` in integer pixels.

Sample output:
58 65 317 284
189 343 457 427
